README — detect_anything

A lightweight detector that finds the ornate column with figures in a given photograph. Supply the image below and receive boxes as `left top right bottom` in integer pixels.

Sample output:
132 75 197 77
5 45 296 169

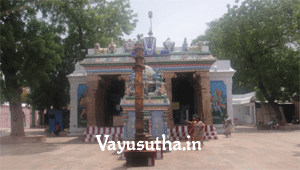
132 41 152 144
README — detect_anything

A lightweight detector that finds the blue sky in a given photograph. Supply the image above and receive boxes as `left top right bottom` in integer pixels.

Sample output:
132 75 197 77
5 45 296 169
123 0 238 46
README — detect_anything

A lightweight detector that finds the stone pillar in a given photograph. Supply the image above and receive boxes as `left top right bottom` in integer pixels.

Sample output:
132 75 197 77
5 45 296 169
193 81 204 121
97 79 111 127
163 72 176 128
132 42 148 144
68 79 86 132
225 78 234 123
86 74 100 127
148 120 152 135
195 71 213 125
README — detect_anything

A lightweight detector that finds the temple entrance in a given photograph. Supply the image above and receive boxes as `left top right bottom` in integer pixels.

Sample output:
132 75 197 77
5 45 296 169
172 73 196 124
103 77 125 127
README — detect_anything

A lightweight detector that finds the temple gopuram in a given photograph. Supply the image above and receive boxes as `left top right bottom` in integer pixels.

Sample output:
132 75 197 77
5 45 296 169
67 35 235 142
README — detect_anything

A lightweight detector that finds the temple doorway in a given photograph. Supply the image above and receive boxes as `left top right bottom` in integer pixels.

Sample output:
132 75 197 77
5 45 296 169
172 73 196 125
103 78 125 127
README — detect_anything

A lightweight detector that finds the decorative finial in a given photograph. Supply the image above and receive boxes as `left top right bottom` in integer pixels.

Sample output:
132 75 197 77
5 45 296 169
137 34 141 41
182 37 188 51
148 11 153 37
148 11 153 18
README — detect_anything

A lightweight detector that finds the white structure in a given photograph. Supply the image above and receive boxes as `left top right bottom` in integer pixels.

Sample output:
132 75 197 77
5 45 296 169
67 63 87 135
232 92 256 125
210 60 236 132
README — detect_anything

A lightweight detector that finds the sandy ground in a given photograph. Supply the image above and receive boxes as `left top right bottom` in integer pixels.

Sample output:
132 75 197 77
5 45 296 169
0 126 299 170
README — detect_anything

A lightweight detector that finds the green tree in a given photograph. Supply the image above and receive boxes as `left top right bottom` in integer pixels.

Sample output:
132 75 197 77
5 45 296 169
195 0 300 123
40 0 138 61
0 0 63 136
27 0 138 117
28 0 137 110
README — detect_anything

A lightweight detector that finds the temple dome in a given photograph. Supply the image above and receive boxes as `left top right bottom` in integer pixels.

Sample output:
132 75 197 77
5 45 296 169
144 65 156 78
130 65 156 80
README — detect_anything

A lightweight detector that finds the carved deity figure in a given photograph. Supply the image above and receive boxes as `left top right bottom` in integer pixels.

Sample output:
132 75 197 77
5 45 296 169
197 41 203 51
125 84 131 97
108 38 116 53
94 43 108 54
182 37 188 51
189 41 203 52
163 37 175 52
159 84 167 96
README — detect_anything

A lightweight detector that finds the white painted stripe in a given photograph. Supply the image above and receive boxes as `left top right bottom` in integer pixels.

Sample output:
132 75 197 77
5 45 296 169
111 128 115 134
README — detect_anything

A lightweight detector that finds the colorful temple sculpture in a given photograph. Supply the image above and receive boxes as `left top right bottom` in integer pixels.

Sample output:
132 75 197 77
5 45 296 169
67 36 236 142
121 65 170 139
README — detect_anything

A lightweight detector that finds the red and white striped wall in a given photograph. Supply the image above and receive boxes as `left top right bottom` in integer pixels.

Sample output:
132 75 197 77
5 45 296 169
83 127 123 142
167 125 218 141
83 125 218 142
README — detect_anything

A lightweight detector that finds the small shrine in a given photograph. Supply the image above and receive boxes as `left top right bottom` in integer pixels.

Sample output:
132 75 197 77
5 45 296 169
121 65 170 139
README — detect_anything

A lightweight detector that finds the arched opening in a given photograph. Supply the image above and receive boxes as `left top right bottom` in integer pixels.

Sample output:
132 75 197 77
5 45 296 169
172 73 196 124
103 78 125 127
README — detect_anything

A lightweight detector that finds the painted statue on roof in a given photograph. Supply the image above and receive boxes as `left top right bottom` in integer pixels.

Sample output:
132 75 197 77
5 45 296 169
108 39 116 53
189 41 203 52
94 43 108 54
182 37 188 51
163 38 175 52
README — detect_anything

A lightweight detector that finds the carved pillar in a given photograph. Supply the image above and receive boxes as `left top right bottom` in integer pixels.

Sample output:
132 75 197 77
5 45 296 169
195 71 213 125
163 72 177 128
86 74 100 127
193 80 204 121
133 42 148 144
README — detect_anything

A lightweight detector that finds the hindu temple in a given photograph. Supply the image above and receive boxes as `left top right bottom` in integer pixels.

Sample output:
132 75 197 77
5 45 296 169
67 14 236 142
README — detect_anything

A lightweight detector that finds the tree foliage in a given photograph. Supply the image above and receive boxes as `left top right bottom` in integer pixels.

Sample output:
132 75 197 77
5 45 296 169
194 0 300 122
40 0 138 61
28 0 138 112
0 0 63 136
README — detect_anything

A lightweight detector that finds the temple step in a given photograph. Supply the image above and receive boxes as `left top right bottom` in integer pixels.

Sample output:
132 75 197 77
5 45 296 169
167 125 218 141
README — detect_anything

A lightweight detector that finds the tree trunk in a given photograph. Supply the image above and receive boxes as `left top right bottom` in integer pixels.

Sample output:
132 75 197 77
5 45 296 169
9 89 25 136
258 82 286 125
268 100 286 125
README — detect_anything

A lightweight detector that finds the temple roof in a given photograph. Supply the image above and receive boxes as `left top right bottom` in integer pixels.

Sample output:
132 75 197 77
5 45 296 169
80 45 217 74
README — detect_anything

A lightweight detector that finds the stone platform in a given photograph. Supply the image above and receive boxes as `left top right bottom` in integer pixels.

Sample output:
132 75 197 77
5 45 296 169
279 124 300 130
124 149 156 166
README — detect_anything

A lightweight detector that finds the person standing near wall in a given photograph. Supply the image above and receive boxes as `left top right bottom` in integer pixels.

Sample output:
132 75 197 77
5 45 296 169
54 122 60 136
223 114 234 137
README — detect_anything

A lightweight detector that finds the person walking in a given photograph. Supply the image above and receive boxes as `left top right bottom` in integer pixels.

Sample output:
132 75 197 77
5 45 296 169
223 114 234 137
185 114 205 149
